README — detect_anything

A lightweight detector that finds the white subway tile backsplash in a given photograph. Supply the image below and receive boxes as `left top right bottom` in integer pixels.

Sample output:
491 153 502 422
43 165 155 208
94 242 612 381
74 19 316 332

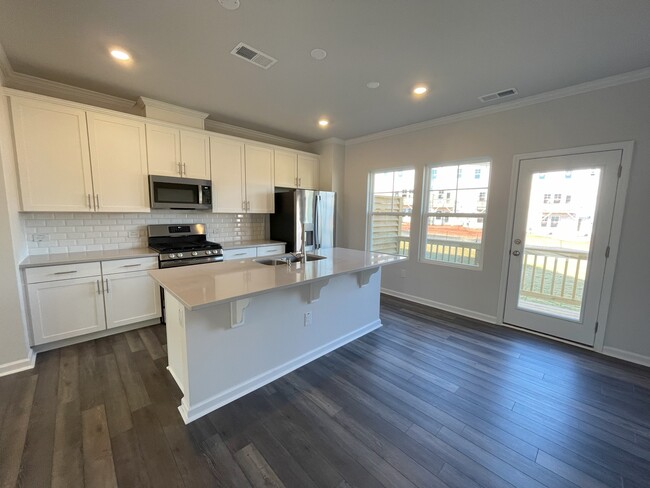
21 211 266 255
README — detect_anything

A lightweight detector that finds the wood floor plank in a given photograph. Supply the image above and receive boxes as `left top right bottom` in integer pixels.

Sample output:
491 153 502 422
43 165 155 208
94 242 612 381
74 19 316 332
235 443 286 488
201 431 252 488
536 449 614 488
111 341 151 411
100 353 133 437
56 346 79 404
110 428 152 488
82 404 118 488
0 374 38 488
138 328 166 361
124 330 146 352
51 399 83 488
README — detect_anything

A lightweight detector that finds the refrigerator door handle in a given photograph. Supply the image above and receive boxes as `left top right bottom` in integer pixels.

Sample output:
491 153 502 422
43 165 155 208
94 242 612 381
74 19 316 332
315 194 321 249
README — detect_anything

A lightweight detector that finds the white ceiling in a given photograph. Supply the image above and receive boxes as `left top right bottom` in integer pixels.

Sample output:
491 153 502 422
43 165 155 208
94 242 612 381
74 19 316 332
1 0 650 142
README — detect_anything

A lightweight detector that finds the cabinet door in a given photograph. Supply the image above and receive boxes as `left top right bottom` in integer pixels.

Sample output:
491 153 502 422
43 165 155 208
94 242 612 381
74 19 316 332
87 112 150 212
210 136 246 213
146 123 182 177
245 144 275 213
103 271 161 329
28 276 106 345
180 130 211 179
10 97 94 212
274 150 297 188
297 154 319 190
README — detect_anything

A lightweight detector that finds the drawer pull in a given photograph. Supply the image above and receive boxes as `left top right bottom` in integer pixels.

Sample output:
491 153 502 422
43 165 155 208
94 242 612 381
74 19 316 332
97 280 102 295
121 263 142 268
54 270 78 275
234 253 246 256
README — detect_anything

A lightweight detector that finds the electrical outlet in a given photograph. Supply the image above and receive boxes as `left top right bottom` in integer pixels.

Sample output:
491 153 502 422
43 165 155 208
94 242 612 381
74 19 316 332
304 311 312 327
128 230 140 238
32 233 47 242
400 268 407 278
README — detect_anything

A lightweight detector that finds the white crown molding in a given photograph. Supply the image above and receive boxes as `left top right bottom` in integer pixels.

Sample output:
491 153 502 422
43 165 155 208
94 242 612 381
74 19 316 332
136 96 210 119
203 119 311 152
346 66 650 146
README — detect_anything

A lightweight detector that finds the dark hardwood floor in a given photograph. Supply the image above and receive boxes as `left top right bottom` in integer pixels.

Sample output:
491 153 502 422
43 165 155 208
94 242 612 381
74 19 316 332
1 294 649 487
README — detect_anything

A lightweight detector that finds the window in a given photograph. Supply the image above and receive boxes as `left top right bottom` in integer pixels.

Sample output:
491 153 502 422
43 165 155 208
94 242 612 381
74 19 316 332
541 217 548 227
553 193 561 203
421 160 490 267
543 193 551 204
367 168 415 256
551 216 559 227
565 195 572 203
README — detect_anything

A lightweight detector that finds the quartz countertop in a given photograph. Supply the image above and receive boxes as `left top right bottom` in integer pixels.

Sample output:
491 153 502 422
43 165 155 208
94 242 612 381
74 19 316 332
149 247 405 310
19 248 158 268
221 240 286 250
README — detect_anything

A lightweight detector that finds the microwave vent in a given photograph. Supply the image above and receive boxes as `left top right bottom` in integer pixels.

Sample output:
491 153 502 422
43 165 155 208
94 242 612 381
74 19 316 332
231 42 277 69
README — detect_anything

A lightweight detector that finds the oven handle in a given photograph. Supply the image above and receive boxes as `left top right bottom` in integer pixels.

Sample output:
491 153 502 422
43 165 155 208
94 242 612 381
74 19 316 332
159 256 223 268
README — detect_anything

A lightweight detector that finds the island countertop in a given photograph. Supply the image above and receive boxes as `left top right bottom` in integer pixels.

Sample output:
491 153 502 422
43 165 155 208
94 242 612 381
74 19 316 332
148 247 405 310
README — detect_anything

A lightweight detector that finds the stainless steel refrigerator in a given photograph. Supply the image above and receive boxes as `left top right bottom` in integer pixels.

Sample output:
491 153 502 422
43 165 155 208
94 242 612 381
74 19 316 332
270 190 335 253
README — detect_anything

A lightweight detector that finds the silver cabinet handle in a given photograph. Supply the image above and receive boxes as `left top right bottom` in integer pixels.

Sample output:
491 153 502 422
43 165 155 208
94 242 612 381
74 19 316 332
512 250 521 256
295 176 299 187
242 201 246 211
234 252 246 256
177 162 182 176
299 177 302 187
95 194 100 210
87 194 92 209
105 278 110 293
96 280 102 295
121 263 142 268
247 201 251 211
54 270 77 275
183 163 187 176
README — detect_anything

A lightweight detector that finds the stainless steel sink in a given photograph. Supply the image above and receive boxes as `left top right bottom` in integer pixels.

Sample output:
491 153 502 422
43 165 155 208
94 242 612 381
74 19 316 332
254 254 327 266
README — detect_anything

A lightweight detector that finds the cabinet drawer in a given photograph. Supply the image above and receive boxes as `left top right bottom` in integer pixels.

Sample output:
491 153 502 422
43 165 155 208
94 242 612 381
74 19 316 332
223 247 257 260
102 257 158 275
25 262 101 284
256 245 285 257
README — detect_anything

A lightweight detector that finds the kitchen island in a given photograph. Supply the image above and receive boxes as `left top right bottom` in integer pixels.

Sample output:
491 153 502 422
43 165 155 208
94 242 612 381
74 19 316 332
149 247 405 423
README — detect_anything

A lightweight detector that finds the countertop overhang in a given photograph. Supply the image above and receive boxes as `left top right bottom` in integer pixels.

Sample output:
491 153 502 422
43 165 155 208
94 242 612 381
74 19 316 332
148 247 405 310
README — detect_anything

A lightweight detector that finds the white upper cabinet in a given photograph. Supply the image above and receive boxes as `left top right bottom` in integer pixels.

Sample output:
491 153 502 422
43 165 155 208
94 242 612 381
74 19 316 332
86 112 150 213
245 144 275 213
210 136 274 213
274 150 298 187
210 136 246 213
147 123 210 179
273 149 319 190
10 97 94 212
297 154 319 190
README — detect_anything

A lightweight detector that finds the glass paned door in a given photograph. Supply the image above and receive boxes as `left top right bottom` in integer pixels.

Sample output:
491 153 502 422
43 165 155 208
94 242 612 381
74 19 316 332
503 150 622 345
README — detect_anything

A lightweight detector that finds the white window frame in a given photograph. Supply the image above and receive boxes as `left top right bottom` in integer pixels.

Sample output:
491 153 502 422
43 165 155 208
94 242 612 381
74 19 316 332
419 158 491 270
366 166 416 257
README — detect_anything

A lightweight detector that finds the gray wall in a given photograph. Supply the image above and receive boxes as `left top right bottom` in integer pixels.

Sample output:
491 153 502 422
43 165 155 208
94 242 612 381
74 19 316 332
0 82 31 371
343 78 650 359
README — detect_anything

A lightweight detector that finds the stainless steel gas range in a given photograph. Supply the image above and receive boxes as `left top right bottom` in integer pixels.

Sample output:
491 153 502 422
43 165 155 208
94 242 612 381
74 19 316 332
147 224 223 268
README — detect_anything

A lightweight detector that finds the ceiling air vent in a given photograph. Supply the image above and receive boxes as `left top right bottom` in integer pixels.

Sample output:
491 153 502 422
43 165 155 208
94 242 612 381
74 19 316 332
479 88 518 103
231 42 277 69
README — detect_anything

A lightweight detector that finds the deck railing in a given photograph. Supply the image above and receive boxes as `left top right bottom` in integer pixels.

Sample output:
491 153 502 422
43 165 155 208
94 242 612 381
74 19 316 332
519 245 588 307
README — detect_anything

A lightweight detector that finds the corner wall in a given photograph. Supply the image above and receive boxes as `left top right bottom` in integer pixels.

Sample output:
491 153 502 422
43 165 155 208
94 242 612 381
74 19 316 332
343 78 650 360
0 85 32 375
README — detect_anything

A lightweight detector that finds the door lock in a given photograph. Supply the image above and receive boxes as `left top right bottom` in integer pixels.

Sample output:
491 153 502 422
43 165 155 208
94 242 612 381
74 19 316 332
512 250 521 256
514 239 522 245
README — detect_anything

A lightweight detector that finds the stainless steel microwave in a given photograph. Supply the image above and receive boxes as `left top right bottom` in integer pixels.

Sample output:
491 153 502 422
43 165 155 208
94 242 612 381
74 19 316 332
149 175 212 210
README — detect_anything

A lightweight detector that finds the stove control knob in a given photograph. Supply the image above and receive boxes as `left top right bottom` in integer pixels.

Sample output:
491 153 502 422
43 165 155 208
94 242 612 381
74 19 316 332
206 250 213 255
169 254 176 259
191 251 198 256
177 253 184 258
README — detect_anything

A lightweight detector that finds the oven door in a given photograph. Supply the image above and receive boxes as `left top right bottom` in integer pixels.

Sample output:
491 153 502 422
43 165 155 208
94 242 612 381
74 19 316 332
159 256 223 268
149 175 212 210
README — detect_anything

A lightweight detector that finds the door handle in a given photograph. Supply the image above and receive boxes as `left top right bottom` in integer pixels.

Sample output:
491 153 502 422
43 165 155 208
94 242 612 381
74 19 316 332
105 278 110 293
87 194 92 209
178 162 182 176
512 250 521 256
182 163 187 176
95 194 100 210
96 280 102 295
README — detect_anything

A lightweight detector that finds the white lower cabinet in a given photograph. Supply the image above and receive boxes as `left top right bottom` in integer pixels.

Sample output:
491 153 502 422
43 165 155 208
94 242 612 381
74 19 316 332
25 257 161 346
222 244 286 261
28 275 107 345
103 270 161 329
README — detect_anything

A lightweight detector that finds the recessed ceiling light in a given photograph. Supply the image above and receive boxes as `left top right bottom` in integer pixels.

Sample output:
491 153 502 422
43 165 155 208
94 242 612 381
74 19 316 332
311 48 327 60
218 0 240 10
413 85 428 95
318 118 329 127
366 81 380 89
110 49 131 61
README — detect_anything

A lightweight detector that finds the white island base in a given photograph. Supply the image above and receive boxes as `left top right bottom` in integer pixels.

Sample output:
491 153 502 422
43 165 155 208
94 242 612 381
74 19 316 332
164 267 382 423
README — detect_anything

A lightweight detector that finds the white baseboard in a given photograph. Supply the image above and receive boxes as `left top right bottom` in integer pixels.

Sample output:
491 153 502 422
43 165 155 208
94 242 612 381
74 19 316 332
0 349 36 377
179 320 382 424
381 288 497 324
602 347 650 368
